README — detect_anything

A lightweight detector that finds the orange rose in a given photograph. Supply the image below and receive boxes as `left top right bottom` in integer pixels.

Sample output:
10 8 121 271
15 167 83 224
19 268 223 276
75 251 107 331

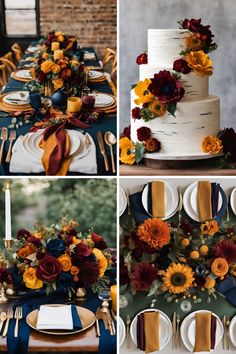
17 243 36 259
185 34 202 50
41 60 54 74
52 78 64 90
93 248 108 277
211 257 229 278
202 136 223 154
70 266 80 276
55 31 63 36
52 64 61 74
57 35 65 42
58 254 72 272
42 52 49 59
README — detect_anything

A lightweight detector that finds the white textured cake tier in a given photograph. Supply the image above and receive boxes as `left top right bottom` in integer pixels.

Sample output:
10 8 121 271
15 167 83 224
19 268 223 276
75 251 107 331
130 91 220 155
139 65 209 100
148 29 190 67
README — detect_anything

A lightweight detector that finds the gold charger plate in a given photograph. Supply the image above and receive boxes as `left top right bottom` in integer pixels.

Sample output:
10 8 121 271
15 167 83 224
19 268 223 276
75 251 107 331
26 304 95 335
0 92 32 113
11 69 33 82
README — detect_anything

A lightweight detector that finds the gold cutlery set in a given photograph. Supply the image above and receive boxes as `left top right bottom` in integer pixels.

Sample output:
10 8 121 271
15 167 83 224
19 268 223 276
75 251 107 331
0 128 16 164
0 307 22 338
97 130 116 173
172 312 181 349
95 301 116 337
222 315 231 350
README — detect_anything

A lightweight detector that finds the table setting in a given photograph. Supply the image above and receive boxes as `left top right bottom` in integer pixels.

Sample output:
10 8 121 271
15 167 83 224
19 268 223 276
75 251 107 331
0 30 117 176
0 183 117 353
119 178 236 353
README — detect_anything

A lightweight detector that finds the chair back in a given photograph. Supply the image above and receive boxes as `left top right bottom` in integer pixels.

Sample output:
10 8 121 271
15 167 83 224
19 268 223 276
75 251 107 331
102 48 117 82
0 52 16 74
0 64 8 87
12 43 22 64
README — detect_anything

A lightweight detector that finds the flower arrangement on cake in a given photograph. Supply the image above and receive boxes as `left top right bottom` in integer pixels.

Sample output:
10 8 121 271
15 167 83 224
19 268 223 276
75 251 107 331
4 218 112 296
25 54 85 96
121 217 236 303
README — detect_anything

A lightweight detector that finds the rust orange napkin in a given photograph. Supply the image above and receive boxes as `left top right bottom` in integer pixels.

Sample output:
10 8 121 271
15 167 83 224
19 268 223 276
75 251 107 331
197 181 212 221
144 311 160 353
148 181 165 218
194 312 216 352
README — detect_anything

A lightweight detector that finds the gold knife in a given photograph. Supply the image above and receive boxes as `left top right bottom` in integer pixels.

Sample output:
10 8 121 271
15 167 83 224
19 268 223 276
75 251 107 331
172 312 177 349
97 131 110 171
222 315 226 350
0 128 8 164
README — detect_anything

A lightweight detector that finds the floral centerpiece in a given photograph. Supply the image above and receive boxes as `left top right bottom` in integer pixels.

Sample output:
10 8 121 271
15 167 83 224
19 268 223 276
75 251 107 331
121 216 236 303
5 219 112 296
25 54 85 96
43 30 78 53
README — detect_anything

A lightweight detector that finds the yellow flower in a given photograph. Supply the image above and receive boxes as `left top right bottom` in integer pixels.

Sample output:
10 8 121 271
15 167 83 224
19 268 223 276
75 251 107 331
163 263 194 294
200 244 209 255
93 248 108 277
149 100 166 117
185 50 213 77
52 64 61 74
204 275 216 289
190 250 199 260
23 268 43 289
211 257 229 278
58 254 72 272
42 52 49 59
134 79 155 105
41 60 54 74
185 34 203 50
52 77 64 90
55 31 64 36
57 35 65 42
200 220 219 236
70 266 80 276
202 136 223 154
119 137 135 165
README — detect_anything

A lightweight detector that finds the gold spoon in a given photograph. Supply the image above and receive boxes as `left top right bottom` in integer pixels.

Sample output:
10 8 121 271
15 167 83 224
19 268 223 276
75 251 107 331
0 312 7 332
104 131 116 174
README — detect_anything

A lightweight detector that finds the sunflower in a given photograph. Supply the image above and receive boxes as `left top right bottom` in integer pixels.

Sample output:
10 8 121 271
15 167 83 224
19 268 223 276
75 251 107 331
134 79 155 105
137 218 170 249
149 99 166 117
163 263 194 294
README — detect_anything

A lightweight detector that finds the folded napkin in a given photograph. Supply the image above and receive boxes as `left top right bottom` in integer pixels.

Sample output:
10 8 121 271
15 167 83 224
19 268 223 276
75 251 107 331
36 305 82 330
148 181 165 218
137 311 159 353
211 183 220 218
197 181 212 221
10 130 97 175
129 191 150 225
194 312 216 352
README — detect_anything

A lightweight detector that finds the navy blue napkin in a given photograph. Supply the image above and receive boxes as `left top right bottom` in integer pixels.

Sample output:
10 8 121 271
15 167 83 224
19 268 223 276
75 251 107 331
216 275 236 306
71 305 82 330
129 191 150 225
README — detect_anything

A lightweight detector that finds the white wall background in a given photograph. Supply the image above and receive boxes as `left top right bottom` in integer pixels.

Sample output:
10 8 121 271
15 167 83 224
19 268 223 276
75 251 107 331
119 0 236 132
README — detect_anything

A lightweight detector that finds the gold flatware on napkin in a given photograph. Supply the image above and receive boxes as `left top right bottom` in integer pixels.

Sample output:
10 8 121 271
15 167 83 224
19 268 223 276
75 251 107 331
0 312 7 332
172 312 177 349
97 131 110 171
2 307 13 337
6 130 16 163
14 307 22 338
0 127 8 164
104 131 116 174
222 315 226 349
126 314 131 348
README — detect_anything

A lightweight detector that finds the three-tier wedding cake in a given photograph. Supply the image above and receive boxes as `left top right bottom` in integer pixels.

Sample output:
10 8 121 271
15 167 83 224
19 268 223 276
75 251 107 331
130 19 222 160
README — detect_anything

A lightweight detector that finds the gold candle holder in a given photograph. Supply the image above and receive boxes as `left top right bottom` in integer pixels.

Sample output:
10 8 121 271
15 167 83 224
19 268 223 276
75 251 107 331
4 239 13 250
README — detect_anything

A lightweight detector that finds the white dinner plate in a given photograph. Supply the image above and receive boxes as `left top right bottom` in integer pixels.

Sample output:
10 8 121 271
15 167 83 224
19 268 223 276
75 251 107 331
119 317 126 347
89 70 103 79
183 181 223 222
142 181 179 220
15 70 32 79
119 186 127 217
130 309 172 353
3 91 29 106
84 52 96 60
27 46 40 53
230 188 236 215
89 93 115 108
229 314 236 347
180 310 223 353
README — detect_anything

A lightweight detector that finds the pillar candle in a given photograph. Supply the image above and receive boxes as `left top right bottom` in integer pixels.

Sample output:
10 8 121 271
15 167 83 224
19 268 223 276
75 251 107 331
67 97 82 112
110 284 117 314
51 42 60 51
54 49 64 61
5 184 11 240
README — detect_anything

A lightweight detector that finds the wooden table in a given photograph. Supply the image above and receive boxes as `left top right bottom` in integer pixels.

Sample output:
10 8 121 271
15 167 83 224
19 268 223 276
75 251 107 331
0 302 99 352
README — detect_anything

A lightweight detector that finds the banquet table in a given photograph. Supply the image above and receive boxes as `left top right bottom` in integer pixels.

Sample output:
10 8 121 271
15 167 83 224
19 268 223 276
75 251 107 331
0 44 116 176
119 177 236 353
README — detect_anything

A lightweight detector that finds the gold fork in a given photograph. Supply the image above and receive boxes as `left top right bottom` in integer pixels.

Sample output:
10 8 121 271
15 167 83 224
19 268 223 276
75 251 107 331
0 128 8 164
126 314 131 348
176 313 181 349
2 307 13 337
14 307 22 338
6 130 16 163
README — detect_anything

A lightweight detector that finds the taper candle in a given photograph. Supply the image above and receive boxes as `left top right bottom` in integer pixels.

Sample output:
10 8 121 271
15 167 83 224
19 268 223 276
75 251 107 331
5 183 11 241
67 97 82 112
110 284 117 314
54 49 64 60
51 42 60 51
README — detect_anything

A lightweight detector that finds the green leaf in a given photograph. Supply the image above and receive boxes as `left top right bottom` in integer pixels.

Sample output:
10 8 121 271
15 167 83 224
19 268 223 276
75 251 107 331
135 144 145 164
167 102 177 117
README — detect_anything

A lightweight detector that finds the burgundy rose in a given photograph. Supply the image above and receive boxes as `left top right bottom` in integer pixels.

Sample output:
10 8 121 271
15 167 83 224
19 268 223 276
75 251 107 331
182 18 214 48
27 236 41 246
132 107 141 120
91 232 108 250
36 251 45 260
173 58 191 74
37 72 46 83
82 95 95 110
220 128 236 161
137 126 151 142
182 18 202 32
36 254 62 282
0 269 12 284
75 242 92 257
16 229 31 241
121 125 131 139
37 58 44 65
148 70 185 104
136 52 148 65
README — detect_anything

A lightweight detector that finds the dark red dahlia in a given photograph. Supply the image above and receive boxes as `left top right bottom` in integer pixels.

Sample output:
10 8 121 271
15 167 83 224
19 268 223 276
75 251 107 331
121 125 131 139
91 232 107 250
120 257 130 285
37 72 46 83
173 58 191 74
137 126 151 142
78 261 100 286
148 70 185 104
132 107 141 120
136 52 148 65
131 262 157 291
220 128 236 161
213 240 236 264
16 229 32 241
